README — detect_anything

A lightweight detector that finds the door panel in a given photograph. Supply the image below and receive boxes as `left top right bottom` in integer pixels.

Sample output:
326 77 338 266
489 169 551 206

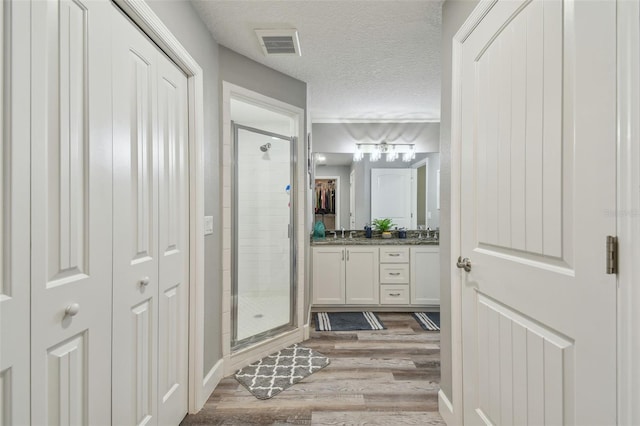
156 51 189 424
233 124 294 345
460 1 616 425
30 0 113 423
112 9 159 425
113 8 189 424
0 1 31 424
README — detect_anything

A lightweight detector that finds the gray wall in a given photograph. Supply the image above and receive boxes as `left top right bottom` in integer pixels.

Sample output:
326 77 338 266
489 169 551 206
312 122 440 153
145 0 222 373
219 46 307 111
315 165 351 229
439 0 480 401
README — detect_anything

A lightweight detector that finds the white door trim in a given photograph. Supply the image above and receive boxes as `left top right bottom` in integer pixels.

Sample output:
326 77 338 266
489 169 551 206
222 81 306 375
617 0 639 423
111 0 208 412
445 1 498 425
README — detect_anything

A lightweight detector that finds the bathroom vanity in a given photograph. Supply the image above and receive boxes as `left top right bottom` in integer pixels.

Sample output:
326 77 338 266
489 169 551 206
311 237 439 309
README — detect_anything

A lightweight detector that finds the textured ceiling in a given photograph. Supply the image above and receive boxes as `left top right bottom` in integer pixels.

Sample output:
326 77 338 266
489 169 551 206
191 0 443 122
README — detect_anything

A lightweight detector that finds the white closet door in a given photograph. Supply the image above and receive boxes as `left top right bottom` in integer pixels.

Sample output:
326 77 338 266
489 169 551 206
0 1 31 424
112 8 189 425
155 44 189 425
112 8 160 425
29 0 113 424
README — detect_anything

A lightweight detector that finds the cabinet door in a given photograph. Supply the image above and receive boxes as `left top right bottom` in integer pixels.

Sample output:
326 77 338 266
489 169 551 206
312 247 345 304
345 246 379 305
410 247 440 305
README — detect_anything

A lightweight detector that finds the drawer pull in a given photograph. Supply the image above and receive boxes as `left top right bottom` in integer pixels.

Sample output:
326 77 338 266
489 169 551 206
389 272 401 276
389 293 401 297
389 253 401 257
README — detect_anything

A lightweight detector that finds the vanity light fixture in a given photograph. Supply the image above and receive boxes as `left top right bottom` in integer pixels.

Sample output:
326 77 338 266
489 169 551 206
353 145 364 162
353 141 416 162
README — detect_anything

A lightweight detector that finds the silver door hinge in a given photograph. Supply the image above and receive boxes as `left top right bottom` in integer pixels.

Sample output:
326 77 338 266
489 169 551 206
606 236 618 274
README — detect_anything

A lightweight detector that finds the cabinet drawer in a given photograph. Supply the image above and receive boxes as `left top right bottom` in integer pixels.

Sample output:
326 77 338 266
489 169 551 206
380 264 410 284
380 285 410 305
380 247 409 263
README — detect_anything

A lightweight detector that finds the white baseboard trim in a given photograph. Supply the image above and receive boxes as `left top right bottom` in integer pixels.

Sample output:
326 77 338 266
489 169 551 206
225 328 304 375
303 323 310 340
196 358 224 412
438 389 455 425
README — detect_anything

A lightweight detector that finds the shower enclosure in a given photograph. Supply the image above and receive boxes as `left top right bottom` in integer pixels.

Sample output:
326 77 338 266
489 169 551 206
232 122 296 349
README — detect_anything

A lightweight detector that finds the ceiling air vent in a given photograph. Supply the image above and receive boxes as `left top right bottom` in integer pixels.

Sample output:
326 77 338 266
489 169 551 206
255 29 301 56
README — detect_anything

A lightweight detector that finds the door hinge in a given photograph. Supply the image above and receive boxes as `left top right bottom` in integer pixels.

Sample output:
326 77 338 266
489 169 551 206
606 236 618 274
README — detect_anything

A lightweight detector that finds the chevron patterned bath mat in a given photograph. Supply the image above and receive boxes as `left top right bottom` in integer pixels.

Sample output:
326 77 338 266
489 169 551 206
234 344 330 400
412 312 440 331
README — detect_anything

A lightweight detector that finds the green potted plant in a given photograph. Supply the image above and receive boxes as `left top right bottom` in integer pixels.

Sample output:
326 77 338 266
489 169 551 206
372 218 396 239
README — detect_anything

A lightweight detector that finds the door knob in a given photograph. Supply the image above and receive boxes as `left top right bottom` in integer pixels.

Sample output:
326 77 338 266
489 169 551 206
139 276 150 287
64 303 80 317
456 256 472 272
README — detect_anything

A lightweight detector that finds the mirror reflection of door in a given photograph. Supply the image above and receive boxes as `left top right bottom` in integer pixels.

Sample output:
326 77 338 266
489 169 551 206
371 168 415 229
349 170 356 229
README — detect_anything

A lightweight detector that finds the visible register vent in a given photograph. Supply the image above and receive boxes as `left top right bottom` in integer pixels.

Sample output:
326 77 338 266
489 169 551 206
255 29 301 56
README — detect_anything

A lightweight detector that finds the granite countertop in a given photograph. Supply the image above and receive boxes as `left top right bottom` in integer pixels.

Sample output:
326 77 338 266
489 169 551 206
311 237 439 246
310 229 439 246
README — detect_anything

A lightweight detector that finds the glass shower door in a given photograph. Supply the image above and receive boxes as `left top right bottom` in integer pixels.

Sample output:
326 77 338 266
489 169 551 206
232 123 295 348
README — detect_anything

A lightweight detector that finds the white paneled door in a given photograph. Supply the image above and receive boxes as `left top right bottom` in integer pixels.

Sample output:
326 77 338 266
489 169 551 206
112 8 189 426
459 1 616 424
29 0 114 424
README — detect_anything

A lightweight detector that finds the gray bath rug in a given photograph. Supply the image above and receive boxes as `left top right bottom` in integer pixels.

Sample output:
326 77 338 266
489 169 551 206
234 343 330 400
412 312 440 331
314 311 386 331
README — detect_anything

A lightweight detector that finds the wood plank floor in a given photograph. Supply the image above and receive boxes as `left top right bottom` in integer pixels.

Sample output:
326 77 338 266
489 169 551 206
181 312 444 425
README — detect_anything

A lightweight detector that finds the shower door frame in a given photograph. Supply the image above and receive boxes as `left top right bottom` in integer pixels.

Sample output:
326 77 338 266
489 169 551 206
231 122 297 350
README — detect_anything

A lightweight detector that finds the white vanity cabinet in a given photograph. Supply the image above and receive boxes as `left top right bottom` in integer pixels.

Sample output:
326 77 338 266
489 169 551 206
410 246 440 305
311 244 439 307
312 246 379 305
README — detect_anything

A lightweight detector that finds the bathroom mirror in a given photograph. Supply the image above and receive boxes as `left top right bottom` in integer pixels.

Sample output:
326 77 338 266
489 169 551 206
313 152 440 231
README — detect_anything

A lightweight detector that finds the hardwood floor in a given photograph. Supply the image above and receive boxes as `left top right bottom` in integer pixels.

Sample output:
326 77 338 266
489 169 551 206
181 312 444 425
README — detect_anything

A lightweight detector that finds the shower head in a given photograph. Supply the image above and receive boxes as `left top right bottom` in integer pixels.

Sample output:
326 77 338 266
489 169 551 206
260 143 271 152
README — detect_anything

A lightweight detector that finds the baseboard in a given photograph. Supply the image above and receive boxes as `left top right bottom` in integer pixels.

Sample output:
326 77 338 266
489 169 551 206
197 358 224 411
225 328 304 375
438 389 455 425
303 323 310 340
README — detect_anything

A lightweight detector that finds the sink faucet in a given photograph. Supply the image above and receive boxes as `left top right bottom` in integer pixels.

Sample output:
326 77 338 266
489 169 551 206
341 227 345 239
